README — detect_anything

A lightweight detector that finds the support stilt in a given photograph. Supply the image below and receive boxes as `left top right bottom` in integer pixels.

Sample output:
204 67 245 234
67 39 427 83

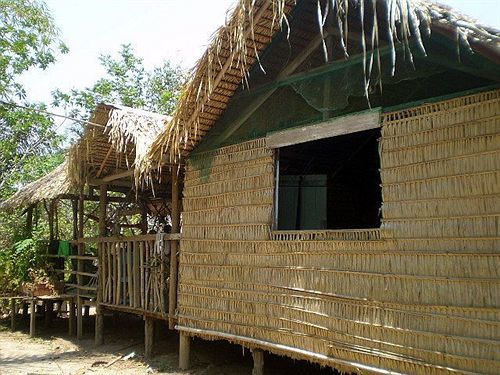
68 302 76 336
179 332 191 370
10 298 16 331
95 305 104 346
252 349 264 375
29 299 36 337
144 317 154 359
76 297 83 339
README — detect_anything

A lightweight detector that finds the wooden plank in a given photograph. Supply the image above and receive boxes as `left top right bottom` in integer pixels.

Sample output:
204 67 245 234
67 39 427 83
266 109 381 148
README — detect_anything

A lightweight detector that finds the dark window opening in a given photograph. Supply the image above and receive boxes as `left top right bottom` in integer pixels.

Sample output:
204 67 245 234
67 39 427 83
277 128 382 230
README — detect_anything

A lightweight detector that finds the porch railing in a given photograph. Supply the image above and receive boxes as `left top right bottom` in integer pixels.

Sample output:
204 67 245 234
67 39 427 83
97 233 176 316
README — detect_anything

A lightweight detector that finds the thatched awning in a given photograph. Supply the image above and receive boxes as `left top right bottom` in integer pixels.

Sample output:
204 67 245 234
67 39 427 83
138 0 500 176
68 103 171 190
0 160 74 210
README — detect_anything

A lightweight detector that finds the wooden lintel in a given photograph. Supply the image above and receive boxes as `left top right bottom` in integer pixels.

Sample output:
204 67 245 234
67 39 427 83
266 109 381 148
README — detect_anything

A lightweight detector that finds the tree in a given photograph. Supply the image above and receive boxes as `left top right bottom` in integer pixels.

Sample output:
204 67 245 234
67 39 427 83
0 0 68 100
52 44 185 136
0 0 67 293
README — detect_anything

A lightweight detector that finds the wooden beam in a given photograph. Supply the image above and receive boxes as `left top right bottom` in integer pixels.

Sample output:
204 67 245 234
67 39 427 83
181 0 273 135
96 146 114 178
266 109 381 148
102 169 133 183
68 302 75 336
88 178 132 188
218 30 332 143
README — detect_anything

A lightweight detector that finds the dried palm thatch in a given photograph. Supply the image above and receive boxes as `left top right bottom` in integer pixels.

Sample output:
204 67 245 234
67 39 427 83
68 103 170 188
138 0 499 182
0 160 74 210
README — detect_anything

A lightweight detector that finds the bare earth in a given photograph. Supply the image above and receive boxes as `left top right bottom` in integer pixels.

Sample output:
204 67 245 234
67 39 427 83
0 315 334 375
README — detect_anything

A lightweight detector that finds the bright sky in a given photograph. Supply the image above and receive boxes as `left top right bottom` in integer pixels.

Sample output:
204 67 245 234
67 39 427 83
20 0 500 110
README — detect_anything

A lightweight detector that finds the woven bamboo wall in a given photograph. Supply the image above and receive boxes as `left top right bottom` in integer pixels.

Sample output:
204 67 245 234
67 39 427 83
178 89 500 374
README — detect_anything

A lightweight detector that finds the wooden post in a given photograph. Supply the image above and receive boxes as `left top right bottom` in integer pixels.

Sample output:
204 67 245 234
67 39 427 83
71 199 78 241
95 183 107 346
144 317 154 359
10 298 16 331
77 187 84 340
77 297 83 339
252 349 264 375
30 299 36 337
44 300 53 328
179 332 191 370
68 301 76 336
169 165 180 329
48 201 55 241
141 203 148 235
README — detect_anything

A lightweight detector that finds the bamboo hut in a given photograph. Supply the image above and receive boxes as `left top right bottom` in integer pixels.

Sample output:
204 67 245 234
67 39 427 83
138 0 499 374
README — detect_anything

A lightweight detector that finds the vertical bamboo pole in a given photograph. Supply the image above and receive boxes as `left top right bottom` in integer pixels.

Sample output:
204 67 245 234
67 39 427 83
133 241 140 308
127 242 133 306
77 186 84 340
169 165 180 329
95 184 107 346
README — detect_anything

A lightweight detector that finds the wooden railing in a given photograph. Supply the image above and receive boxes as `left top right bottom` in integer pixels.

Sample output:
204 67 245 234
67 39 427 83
97 234 176 316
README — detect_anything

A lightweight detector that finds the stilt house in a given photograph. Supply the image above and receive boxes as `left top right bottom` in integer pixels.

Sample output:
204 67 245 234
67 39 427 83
139 0 500 373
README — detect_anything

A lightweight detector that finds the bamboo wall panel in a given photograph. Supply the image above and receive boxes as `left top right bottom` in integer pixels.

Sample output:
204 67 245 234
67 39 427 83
178 90 500 374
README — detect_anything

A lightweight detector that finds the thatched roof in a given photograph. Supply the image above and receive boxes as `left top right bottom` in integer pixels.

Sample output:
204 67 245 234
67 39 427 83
0 103 171 210
0 160 74 210
68 103 171 190
139 0 499 176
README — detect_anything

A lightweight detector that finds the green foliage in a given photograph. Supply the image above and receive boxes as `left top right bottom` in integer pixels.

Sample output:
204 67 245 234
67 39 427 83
52 44 185 136
0 0 67 100
0 103 63 198
0 226 49 293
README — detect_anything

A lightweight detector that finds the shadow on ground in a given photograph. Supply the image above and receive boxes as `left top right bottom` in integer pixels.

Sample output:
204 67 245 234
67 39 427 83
0 313 339 374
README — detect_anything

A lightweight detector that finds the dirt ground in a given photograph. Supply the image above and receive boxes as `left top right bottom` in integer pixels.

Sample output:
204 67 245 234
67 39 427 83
0 313 336 375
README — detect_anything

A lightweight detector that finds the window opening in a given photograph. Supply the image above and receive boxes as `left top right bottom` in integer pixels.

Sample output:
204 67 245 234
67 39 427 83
276 128 382 230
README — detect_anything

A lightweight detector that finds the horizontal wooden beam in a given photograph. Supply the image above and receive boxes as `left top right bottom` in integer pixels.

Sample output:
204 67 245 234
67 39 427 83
266 109 381 149
102 169 134 182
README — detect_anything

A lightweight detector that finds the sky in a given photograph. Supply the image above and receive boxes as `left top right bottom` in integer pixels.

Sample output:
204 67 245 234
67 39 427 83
20 0 500 111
